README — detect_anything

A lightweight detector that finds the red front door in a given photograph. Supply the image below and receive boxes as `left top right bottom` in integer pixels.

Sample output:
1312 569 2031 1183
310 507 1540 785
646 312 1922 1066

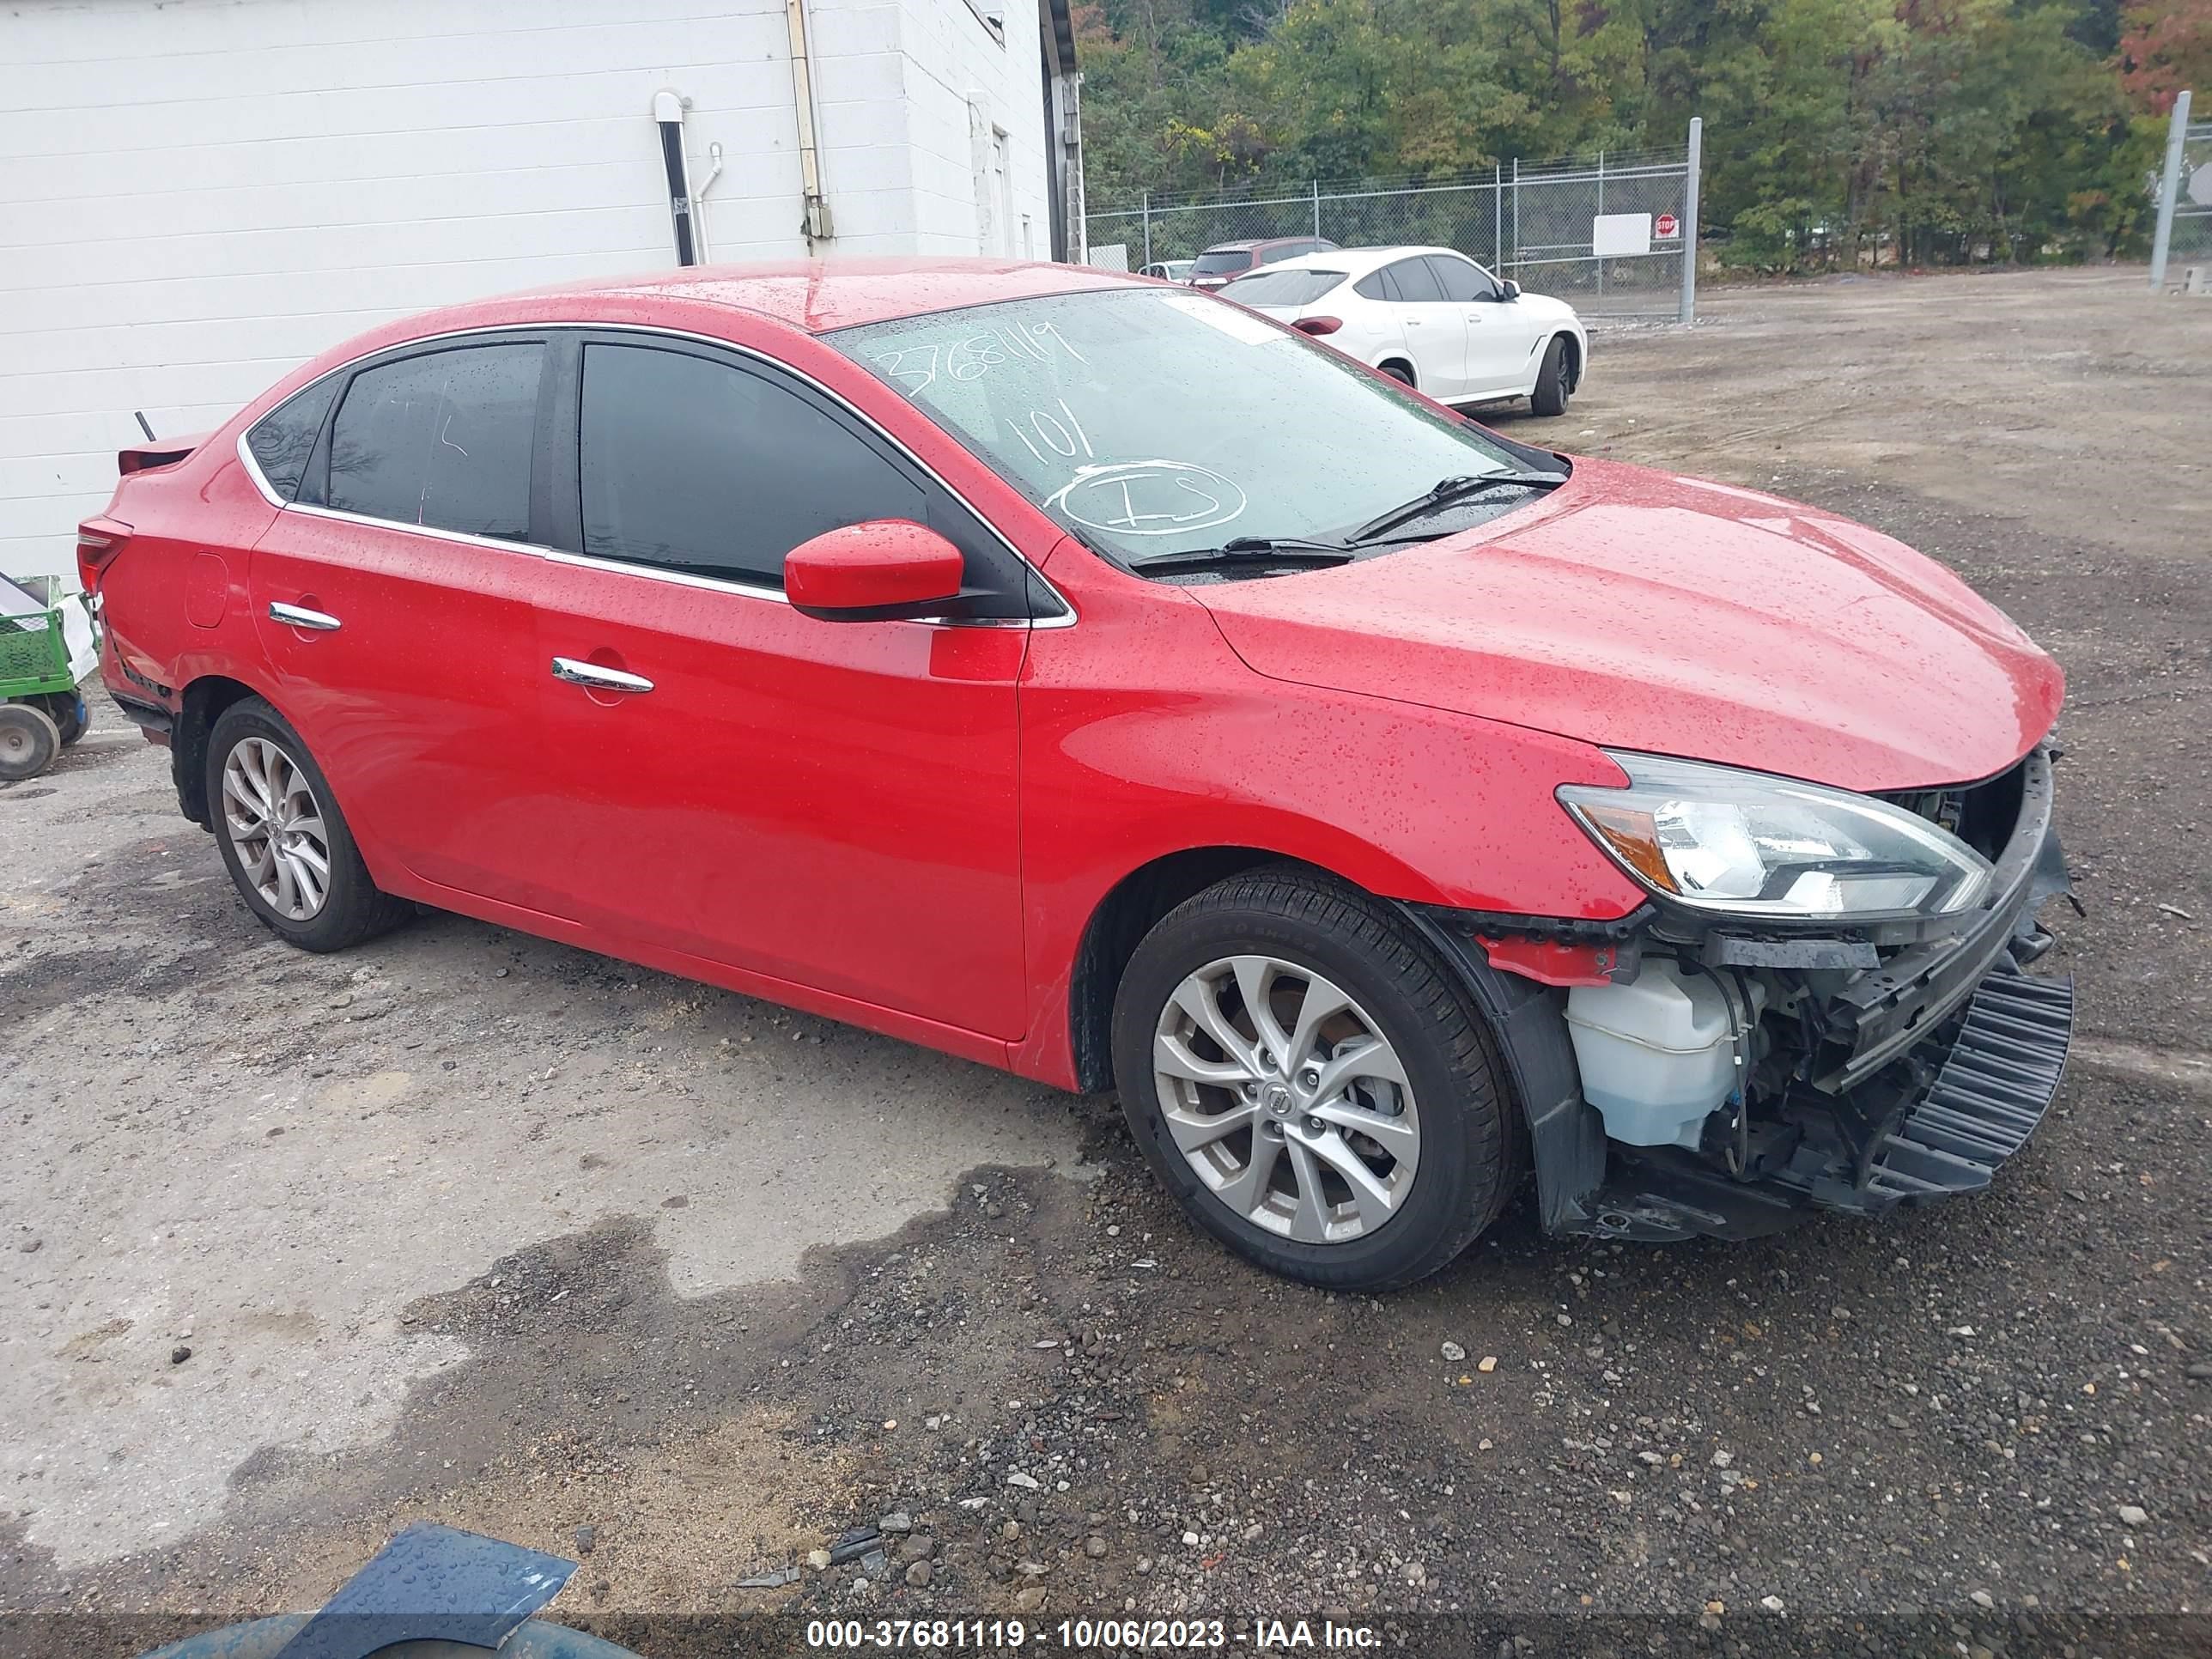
529 562 1030 1038
514 335 1032 1042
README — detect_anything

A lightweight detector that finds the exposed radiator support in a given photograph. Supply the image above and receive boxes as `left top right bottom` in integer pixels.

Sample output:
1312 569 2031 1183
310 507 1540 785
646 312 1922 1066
785 0 835 246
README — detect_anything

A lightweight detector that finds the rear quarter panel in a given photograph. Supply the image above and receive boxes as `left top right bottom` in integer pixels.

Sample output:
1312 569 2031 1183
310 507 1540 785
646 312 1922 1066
96 444 281 717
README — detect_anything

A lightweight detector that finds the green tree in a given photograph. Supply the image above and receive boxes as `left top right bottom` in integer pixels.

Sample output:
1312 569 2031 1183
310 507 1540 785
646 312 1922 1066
1073 0 2158 263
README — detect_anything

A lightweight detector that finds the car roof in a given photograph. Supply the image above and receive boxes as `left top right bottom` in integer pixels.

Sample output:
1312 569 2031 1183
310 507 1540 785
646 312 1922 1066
1200 236 1327 253
1233 245 1476 279
450 257 1143 337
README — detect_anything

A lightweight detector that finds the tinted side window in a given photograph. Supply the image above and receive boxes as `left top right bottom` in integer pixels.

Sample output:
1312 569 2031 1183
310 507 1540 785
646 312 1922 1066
1353 268 1400 302
1386 258 1444 301
1428 256 1498 302
246 379 340 501
326 345 541 539
580 343 925 587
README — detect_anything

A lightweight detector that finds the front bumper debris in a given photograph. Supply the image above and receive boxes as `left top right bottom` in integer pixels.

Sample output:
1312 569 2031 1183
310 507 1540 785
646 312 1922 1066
1568 961 2072 1242
1416 743 2077 1244
1809 746 2065 1090
1809 965 2071 1206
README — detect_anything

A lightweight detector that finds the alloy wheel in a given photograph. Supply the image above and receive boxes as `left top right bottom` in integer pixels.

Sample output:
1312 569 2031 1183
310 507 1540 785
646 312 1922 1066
1151 954 1420 1244
221 735 331 921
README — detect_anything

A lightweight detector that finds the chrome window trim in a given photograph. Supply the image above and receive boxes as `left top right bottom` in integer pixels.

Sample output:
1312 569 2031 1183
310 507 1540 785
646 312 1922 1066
233 321 1077 629
543 544 789 603
285 497 567 561
236 428 289 508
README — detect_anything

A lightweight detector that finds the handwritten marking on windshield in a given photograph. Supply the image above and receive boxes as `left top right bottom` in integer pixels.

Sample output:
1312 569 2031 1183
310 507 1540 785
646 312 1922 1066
1011 398 1094 466
1048 460 1247 536
871 320 1086 395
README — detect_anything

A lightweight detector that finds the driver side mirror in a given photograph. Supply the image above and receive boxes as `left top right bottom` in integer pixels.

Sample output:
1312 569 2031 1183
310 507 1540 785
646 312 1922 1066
1499 279 1522 301
785 520 965 623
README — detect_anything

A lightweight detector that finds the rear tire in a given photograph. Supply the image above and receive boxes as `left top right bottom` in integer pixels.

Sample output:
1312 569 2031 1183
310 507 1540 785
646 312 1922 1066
205 697 411 952
1110 866 1520 1291
1529 336 1571 416
0 703 60 781
1378 361 1416 387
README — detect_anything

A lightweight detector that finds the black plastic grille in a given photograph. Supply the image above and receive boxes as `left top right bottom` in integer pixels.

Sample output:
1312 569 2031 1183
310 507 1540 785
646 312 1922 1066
1866 966 2073 1200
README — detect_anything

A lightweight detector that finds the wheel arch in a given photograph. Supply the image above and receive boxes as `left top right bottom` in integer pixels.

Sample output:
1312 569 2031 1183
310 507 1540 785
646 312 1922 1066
1376 356 1417 386
1552 330 1582 389
1393 904 1605 1235
1066 847 1339 1093
174 672 268 828
1065 848 1609 1236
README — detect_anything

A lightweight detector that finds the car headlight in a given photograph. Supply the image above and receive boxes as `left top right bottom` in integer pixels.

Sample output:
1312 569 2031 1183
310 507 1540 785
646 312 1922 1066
1558 752 1993 922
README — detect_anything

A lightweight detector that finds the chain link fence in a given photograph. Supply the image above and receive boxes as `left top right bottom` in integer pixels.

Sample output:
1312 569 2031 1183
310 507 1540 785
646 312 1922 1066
2150 92 2209 290
1085 125 1703 324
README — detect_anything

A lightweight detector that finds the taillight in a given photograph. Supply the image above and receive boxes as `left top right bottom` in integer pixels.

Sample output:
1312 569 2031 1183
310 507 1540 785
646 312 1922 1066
1293 316 1343 336
77 516 132 594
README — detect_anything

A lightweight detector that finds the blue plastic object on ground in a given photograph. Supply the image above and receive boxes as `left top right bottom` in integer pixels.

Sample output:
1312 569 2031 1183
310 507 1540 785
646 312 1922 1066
133 1522 639 1659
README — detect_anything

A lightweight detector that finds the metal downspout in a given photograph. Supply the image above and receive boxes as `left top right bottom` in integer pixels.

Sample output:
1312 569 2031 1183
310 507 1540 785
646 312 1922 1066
786 0 835 246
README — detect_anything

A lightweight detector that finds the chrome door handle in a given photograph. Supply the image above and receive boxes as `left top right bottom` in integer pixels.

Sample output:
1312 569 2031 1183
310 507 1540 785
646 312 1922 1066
551 656 653 694
269 601 341 632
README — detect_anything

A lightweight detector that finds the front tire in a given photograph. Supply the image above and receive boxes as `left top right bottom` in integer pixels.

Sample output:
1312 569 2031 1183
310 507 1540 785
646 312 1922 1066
1529 336 1572 416
1110 867 1520 1290
206 697 411 952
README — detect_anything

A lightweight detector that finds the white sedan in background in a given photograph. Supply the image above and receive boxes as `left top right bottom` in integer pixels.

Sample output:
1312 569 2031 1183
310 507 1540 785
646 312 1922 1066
1219 246 1587 415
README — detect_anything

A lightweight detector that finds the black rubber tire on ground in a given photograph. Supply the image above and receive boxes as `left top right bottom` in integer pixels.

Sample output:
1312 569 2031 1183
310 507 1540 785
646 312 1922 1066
205 696 413 953
50 692 87 745
1529 335 1572 416
1378 361 1416 387
1110 866 1522 1291
0 702 61 781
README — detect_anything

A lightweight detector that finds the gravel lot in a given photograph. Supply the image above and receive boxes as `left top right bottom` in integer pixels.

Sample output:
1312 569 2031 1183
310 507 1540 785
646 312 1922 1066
3 266 2208 1657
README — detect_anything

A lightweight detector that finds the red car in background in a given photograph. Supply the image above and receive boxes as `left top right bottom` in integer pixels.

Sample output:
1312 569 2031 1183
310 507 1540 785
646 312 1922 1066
82 259 2073 1291
1186 236 1339 289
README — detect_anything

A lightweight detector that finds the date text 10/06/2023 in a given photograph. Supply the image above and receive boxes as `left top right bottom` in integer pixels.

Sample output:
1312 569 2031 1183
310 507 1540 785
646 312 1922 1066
802 1617 1382 1649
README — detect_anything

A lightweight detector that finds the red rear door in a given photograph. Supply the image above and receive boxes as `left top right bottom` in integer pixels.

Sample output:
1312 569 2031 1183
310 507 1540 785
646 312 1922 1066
519 335 1035 1042
246 337 550 902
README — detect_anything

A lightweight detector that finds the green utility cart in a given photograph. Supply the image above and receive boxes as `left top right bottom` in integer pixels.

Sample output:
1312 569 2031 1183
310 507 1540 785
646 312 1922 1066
0 571 98 781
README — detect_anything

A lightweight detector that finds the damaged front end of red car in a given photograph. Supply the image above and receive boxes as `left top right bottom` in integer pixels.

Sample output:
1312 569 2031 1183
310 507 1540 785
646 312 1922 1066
1405 743 2075 1243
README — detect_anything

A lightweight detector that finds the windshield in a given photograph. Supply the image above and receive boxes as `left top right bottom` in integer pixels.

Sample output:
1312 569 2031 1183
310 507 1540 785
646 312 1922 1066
830 288 1532 568
1219 269 1345 307
1191 249 1254 276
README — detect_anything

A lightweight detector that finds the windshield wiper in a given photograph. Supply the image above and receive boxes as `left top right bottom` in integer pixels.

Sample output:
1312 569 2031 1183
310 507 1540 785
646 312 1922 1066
1127 535 1357 574
1346 470 1568 544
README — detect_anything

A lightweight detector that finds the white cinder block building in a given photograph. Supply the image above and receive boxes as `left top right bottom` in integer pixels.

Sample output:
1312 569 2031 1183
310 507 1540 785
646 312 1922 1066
0 0 1085 579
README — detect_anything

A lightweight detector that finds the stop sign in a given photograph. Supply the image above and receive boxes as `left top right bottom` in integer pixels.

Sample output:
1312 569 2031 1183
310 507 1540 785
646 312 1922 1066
1656 211 1680 240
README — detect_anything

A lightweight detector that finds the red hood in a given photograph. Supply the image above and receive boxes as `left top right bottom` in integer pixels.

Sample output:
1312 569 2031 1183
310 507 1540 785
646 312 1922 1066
1193 458 2063 792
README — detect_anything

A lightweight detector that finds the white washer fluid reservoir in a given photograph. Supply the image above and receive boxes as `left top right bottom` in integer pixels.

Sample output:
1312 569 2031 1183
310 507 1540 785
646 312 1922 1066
1565 959 1765 1149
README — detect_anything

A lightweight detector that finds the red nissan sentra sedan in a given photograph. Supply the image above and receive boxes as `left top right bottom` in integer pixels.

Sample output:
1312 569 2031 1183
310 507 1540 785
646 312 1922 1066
83 259 2074 1291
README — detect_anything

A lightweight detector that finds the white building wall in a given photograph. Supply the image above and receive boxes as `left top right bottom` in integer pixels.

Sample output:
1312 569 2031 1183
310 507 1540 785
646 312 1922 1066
0 0 1056 580
799 0 921 254
891 0 1054 258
